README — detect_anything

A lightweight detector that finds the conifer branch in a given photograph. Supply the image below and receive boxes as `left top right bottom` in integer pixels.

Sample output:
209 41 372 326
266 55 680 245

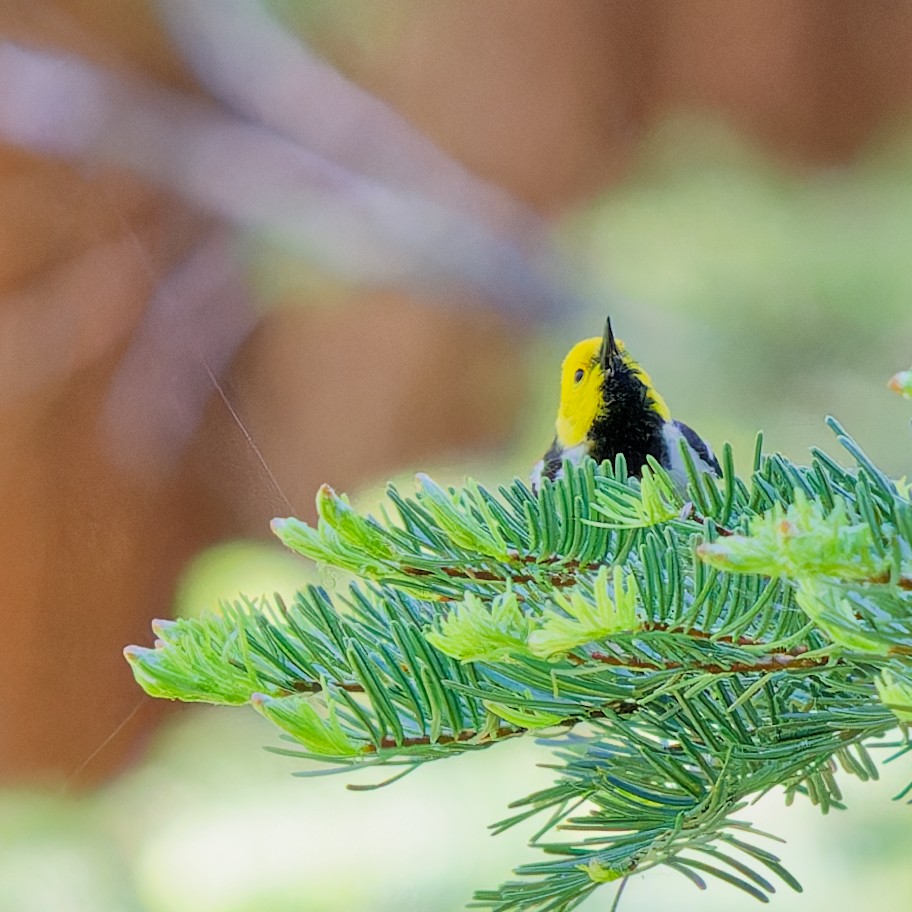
126 417 912 911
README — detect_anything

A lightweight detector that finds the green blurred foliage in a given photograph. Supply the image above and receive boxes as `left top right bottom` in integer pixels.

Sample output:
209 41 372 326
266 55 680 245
173 541 315 620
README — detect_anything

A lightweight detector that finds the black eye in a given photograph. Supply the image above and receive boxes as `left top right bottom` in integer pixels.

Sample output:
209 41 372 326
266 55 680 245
573 368 584 384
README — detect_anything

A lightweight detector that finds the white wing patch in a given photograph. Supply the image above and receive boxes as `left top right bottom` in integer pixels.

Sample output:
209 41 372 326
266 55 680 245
661 421 720 490
530 441 589 491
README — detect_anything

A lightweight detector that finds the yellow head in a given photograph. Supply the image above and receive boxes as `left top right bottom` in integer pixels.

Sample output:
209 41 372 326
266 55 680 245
555 321 671 448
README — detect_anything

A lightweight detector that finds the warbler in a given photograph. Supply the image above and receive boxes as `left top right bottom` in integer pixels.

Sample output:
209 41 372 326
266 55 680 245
532 318 720 490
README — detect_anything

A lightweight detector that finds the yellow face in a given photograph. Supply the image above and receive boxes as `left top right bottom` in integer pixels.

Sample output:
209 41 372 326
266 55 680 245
556 337 604 448
555 335 671 448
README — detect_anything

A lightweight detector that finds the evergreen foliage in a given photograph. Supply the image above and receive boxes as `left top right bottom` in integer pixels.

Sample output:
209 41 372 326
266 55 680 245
125 415 912 911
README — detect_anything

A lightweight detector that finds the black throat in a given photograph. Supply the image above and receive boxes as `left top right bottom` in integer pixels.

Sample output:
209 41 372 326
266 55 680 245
588 360 667 475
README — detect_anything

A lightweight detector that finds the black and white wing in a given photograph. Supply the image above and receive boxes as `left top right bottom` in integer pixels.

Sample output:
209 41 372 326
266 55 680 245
662 419 722 484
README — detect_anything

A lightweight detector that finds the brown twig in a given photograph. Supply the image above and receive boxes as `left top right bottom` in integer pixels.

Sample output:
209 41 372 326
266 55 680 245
397 501 740 591
586 649 828 675
865 570 912 590
288 680 365 694
642 621 806 649
402 563 582 589
365 705 626 753
677 502 735 536
367 725 524 752
402 553 912 595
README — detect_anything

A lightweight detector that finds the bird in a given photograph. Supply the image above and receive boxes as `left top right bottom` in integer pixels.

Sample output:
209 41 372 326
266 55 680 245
532 317 721 490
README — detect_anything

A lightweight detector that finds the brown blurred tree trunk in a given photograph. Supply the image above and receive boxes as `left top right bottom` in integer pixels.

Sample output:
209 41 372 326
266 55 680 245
0 1 525 785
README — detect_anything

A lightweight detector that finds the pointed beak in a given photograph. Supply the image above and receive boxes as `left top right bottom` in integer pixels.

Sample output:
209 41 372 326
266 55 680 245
599 317 619 370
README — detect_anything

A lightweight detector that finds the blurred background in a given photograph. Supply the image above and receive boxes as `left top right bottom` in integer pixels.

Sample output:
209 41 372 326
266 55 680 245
1 1 912 909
